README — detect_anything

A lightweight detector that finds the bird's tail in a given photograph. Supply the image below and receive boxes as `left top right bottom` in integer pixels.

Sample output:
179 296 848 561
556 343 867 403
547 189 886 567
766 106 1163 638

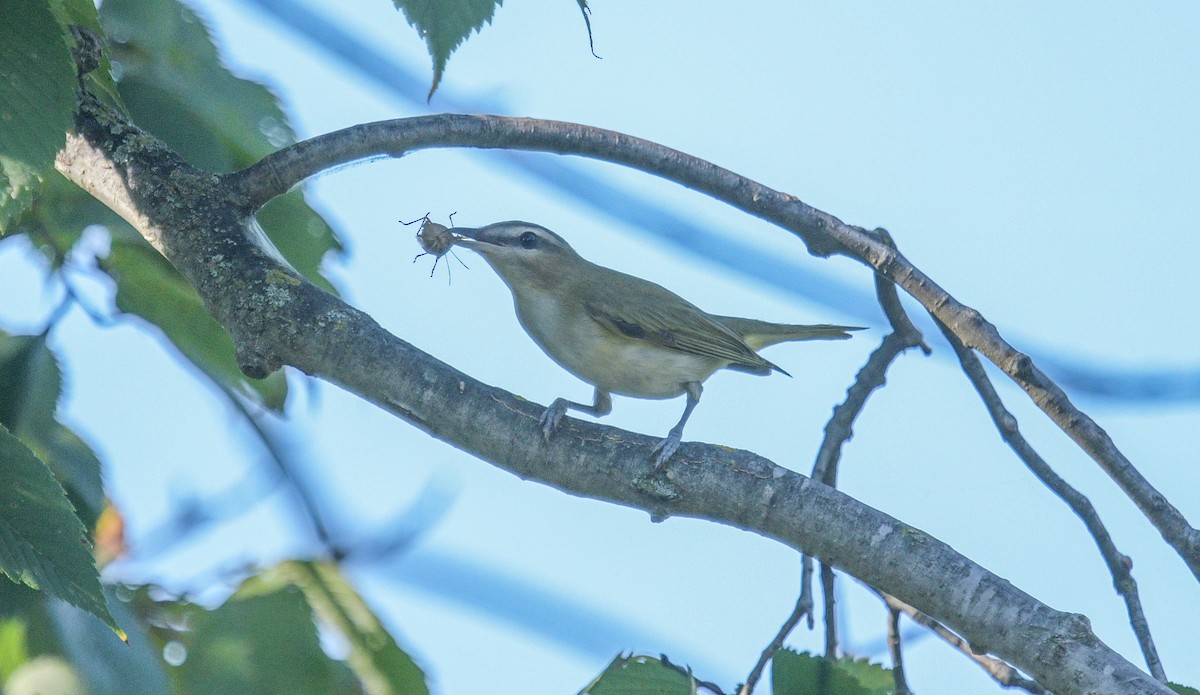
714 317 865 351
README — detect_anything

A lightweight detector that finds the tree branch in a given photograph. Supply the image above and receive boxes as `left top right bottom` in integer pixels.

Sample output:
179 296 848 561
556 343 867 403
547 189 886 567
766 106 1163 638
225 114 1200 582
878 591 1046 694
934 316 1166 681
55 95 1173 695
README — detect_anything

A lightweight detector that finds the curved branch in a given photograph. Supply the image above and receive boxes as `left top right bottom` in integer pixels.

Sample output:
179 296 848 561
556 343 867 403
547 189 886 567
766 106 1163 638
227 114 1200 581
57 96 1173 695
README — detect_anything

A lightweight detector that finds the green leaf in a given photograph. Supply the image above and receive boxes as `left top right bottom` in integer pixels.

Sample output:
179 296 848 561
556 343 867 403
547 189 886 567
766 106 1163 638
771 649 893 695
0 331 105 529
393 0 503 100
265 560 429 695
0 0 77 232
100 0 343 290
0 424 119 635
180 581 354 695
830 656 893 695
105 238 288 410
579 654 699 695
0 333 63 444
258 190 340 295
1169 684 1200 695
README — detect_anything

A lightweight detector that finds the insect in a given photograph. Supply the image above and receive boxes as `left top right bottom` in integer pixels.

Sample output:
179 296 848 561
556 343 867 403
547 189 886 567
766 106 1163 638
401 212 469 280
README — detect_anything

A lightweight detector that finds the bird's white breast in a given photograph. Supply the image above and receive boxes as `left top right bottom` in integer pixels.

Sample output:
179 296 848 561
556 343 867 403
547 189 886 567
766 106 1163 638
511 286 722 399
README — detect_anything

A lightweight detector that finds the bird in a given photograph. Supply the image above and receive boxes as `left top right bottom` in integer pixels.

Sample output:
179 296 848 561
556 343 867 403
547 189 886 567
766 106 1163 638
446 221 863 465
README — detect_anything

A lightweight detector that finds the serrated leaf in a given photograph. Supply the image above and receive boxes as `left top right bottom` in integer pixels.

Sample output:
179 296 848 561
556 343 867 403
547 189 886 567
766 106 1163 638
393 0 503 100
830 656 893 695
266 560 429 695
771 649 886 695
0 333 63 443
0 0 77 232
0 424 118 635
579 654 698 695
104 238 288 410
100 0 343 291
0 331 105 529
181 581 355 695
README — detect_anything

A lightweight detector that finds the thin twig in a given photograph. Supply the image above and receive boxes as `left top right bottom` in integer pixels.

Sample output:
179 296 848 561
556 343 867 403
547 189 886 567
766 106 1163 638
799 556 815 630
878 591 1046 694
136 468 279 558
28 226 115 329
886 605 912 695
803 229 930 655
820 562 838 659
220 388 343 554
738 589 814 695
934 317 1166 681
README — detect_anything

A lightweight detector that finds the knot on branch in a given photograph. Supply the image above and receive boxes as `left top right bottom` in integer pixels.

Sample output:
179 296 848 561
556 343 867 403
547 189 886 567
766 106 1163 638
236 345 283 380
69 26 104 77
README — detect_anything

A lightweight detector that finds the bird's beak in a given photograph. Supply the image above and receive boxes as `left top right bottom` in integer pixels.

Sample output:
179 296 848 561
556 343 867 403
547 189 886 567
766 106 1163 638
446 226 485 248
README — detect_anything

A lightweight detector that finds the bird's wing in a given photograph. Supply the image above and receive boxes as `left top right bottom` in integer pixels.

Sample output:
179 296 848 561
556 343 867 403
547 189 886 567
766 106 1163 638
584 293 777 374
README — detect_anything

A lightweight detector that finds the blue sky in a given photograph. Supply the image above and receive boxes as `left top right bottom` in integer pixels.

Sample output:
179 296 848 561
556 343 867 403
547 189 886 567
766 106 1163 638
2 1 1198 692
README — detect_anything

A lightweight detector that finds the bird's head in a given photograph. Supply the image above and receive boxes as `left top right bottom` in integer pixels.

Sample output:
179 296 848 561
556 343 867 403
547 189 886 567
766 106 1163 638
449 221 583 290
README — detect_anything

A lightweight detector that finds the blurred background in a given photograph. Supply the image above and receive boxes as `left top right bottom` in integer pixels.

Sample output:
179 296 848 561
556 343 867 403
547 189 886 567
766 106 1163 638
2 1 1198 692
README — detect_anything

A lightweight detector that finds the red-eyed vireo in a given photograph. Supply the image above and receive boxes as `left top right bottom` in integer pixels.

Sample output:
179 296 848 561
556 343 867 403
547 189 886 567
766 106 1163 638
447 221 863 465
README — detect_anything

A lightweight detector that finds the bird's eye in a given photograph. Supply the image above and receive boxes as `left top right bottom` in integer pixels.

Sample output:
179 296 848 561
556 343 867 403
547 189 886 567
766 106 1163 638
519 231 538 249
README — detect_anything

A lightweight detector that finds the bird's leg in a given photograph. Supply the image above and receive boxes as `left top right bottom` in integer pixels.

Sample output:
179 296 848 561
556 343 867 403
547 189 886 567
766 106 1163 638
540 388 613 441
652 382 703 466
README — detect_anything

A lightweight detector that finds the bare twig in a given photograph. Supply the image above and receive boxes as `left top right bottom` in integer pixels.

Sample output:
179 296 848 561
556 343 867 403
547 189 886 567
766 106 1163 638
886 605 913 695
28 227 115 329
225 114 1200 581
820 562 838 659
799 557 815 631
804 229 930 657
221 389 343 554
934 317 1166 681
738 590 813 695
134 386 342 559
879 591 1046 694
136 468 278 559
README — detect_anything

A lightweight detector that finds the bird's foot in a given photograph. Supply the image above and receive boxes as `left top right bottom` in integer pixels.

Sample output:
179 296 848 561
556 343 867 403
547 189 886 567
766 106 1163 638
650 431 683 468
539 398 571 442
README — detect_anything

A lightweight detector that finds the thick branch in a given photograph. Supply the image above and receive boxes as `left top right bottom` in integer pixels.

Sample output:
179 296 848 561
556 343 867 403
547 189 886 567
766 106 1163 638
55 97 1172 695
228 114 1200 580
878 591 1046 694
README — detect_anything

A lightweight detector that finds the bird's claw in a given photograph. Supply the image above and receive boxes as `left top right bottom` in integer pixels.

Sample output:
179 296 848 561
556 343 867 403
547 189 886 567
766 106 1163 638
651 431 682 468
540 399 569 442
